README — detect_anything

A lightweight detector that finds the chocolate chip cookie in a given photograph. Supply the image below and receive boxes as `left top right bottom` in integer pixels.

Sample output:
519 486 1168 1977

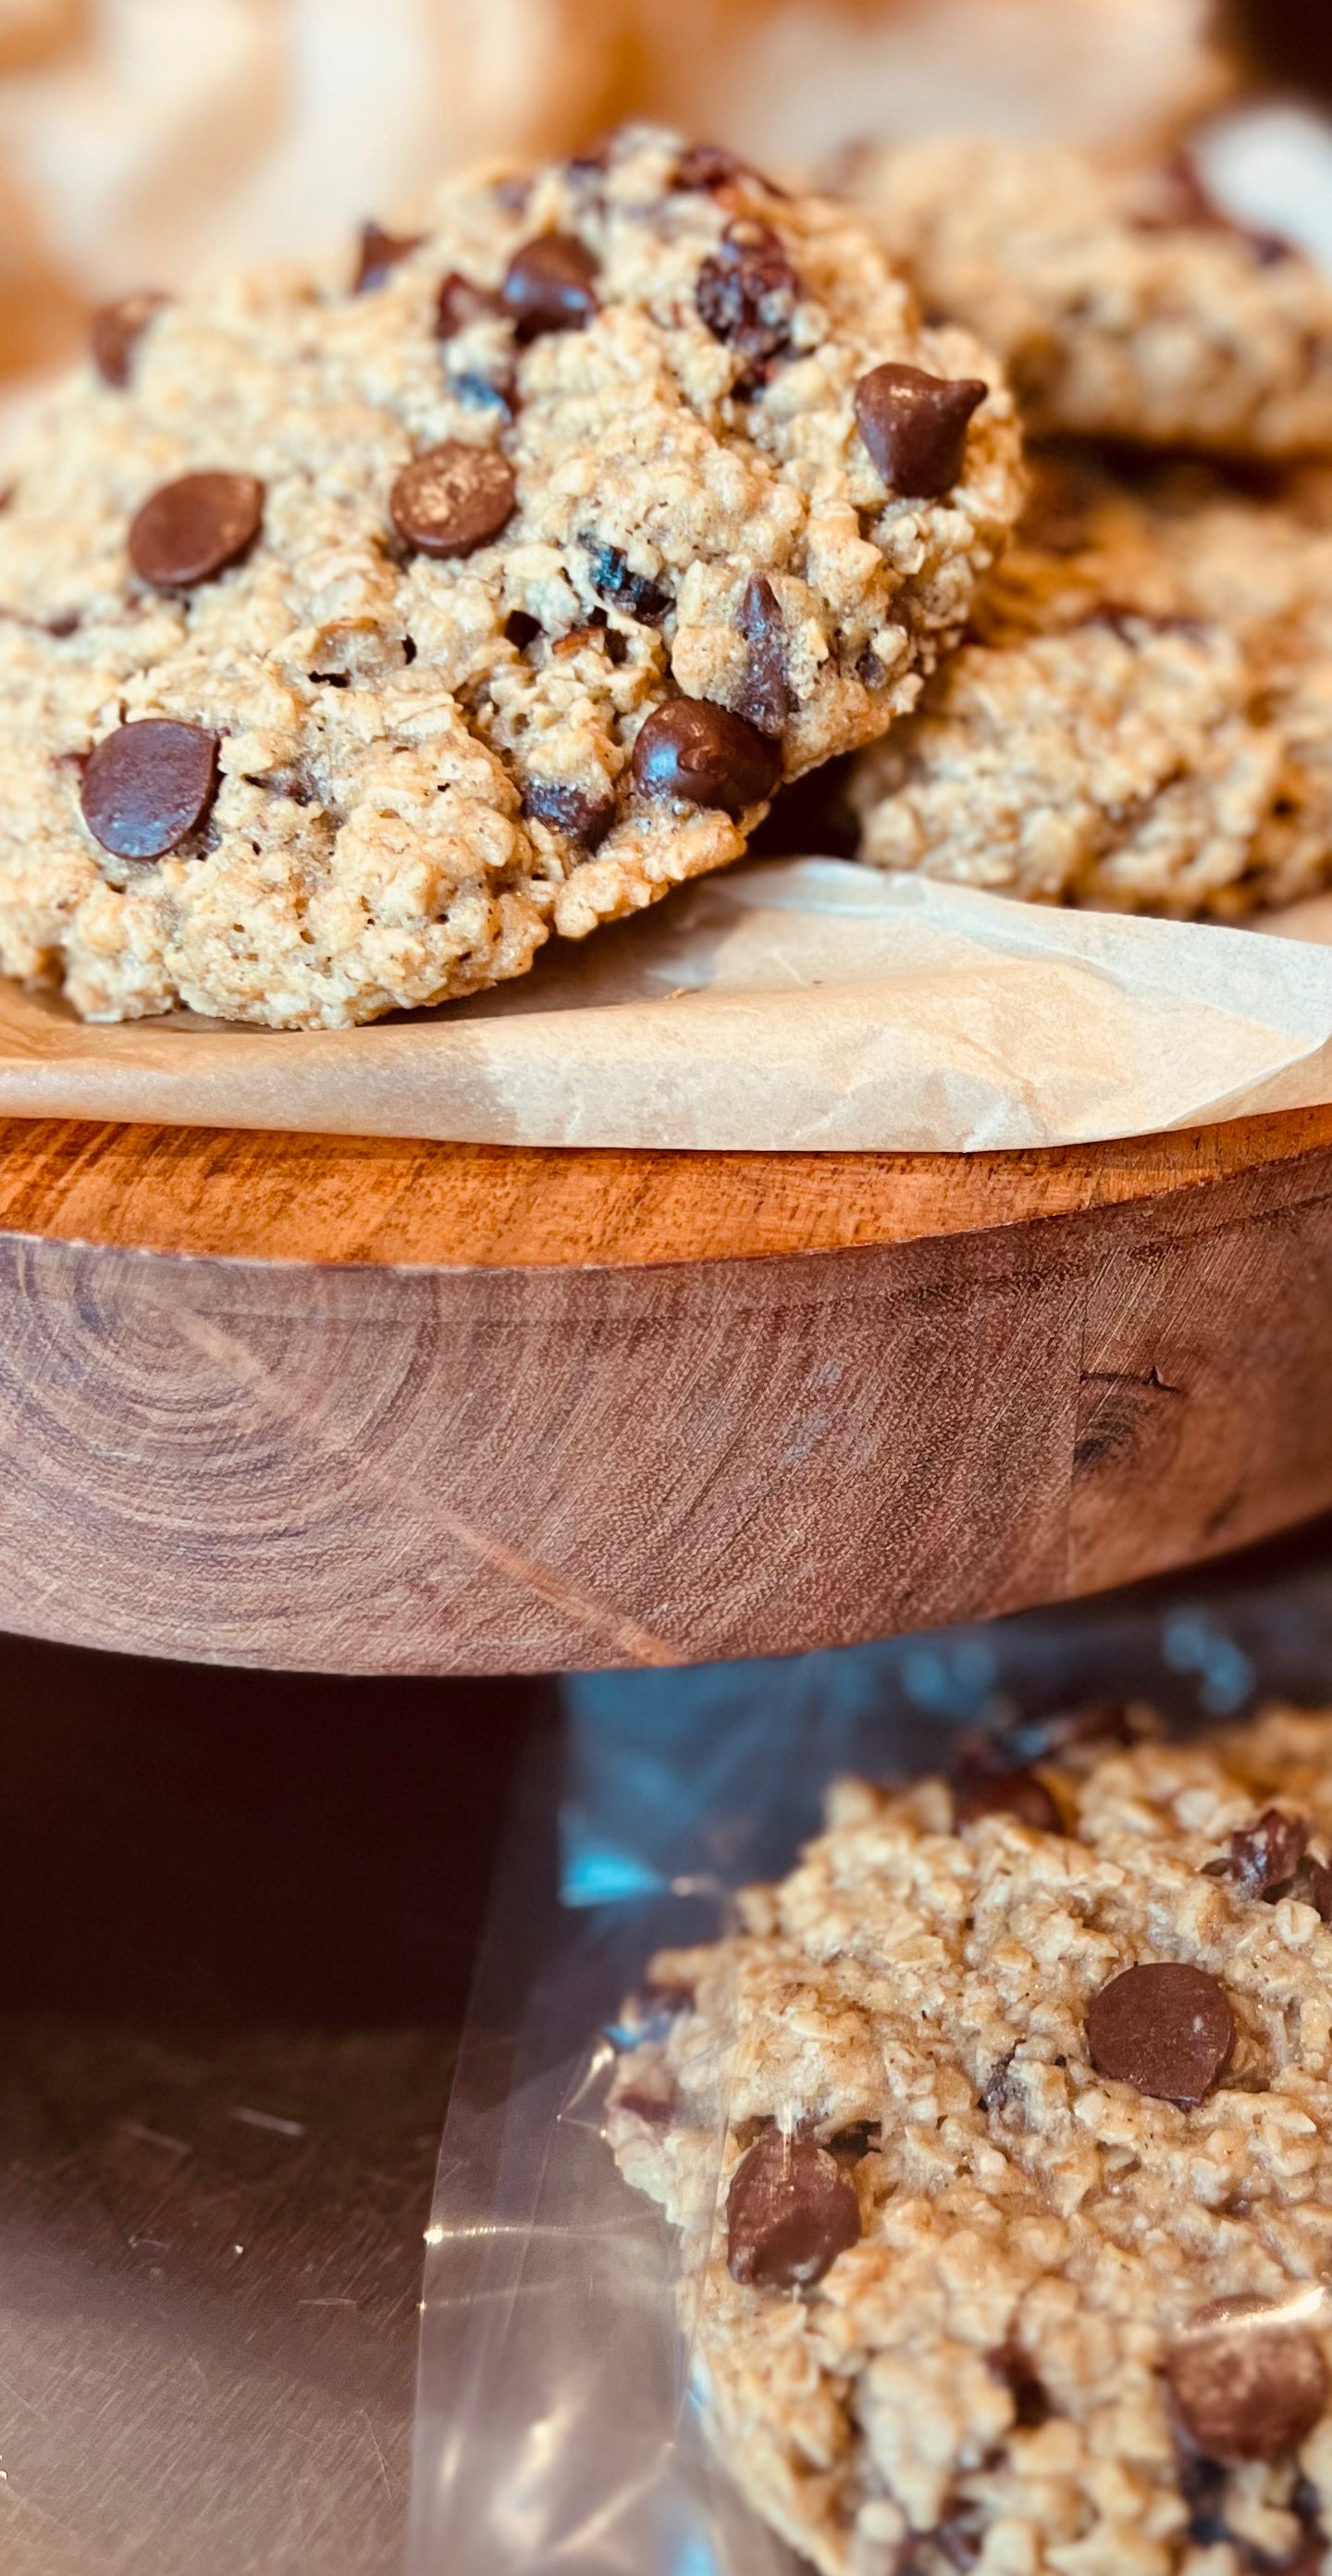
849 453 1332 916
853 133 1332 458
608 1707 1332 2576
0 123 1020 1028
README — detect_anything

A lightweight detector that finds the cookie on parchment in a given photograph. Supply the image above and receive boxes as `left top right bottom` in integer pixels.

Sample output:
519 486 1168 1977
609 1706 1332 2576
853 133 1332 458
849 454 1332 917
0 123 1021 1029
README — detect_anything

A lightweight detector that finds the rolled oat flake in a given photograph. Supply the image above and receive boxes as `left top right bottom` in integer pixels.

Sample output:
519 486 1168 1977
1086 1961 1235 2105
80 719 220 862
726 2128 861 2291
1167 2296 1329 2464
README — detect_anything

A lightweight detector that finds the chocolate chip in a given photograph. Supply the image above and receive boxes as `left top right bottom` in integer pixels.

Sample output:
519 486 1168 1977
1204 1809 1310 1898
953 1767 1064 1835
980 2055 1017 2116
436 270 504 339
616 2084 674 2127
80 719 220 861
504 609 541 650
390 443 516 558
726 2127 860 2290
1274 1853 1332 1922
673 142 785 198
501 233 599 340
827 2122 881 2163
129 471 265 591
91 291 169 389
1086 1962 1235 2107
581 536 671 625
354 221 426 292
737 573 793 738
854 363 988 499
989 2337 1051 2429
632 700 781 815
697 220 800 391
1167 2297 1328 2465
523 780 616 847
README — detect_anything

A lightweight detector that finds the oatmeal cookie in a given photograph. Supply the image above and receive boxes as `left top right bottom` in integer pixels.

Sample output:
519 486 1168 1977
609 1706 1332 2576
0 123 1020 1028
849 454 1332 916
852 133 1332 457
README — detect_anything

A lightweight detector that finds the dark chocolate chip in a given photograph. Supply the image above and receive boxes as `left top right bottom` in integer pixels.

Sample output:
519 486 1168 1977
80 719 220 861
1086 1962 1235 2107
953 1767 1064 1835
854 363 988 499
697 220 801 392
1273 1853 1332 1922
129 471 265 591
980 2055 1018 2116
354 220 426 292
91 290 169 389
436 270 504 339
1203 1809 1310 1898
501 233 599 340
632 700 781 816
504 609 541 650
827 2121 881 2163
390 443 516 559
673 142 784 198
523 780 616 847
726 2127 860 2291
737 572 793 738
581 536 671 625
1167 2296 1328 2465
616 2084 675 2126
989 2337 1051 2429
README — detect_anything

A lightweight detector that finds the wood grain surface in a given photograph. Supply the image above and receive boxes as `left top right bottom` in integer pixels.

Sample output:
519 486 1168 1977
2 1109 1332 1674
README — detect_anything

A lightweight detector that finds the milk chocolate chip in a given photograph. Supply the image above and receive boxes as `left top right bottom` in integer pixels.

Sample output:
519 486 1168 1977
501 233 599 339
436 270 504 339
80 719 220 861
1086 1963 1235 2107
354 221 425 292
390 444 516 558
726 2128 860 2290
130 472 265 591
1167 2297 1329 2465
91 291 169 389
854 363 988 499
632 700 780 814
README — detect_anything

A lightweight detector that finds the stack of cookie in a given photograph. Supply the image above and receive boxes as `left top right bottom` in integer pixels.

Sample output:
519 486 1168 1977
0 124 1030 1026
842 133 1332 919
610 1704 1332 2575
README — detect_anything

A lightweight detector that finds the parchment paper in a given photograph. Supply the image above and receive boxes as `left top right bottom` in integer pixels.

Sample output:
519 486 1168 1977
7 859 1332 1152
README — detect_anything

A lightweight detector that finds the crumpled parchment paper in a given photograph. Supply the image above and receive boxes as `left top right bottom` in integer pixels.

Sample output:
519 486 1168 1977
4 859 1332 1151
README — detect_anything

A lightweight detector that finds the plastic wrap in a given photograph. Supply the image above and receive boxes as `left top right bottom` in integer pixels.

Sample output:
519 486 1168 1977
411 1552 1332 2570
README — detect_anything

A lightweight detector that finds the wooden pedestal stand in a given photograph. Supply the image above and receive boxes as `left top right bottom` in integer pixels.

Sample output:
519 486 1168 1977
2 1108 1331 1675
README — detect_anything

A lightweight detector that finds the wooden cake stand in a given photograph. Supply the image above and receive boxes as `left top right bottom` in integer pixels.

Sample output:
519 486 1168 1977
2 1105 1332 1677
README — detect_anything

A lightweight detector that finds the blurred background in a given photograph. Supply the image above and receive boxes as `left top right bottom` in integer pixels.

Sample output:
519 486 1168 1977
0 0 1245 390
